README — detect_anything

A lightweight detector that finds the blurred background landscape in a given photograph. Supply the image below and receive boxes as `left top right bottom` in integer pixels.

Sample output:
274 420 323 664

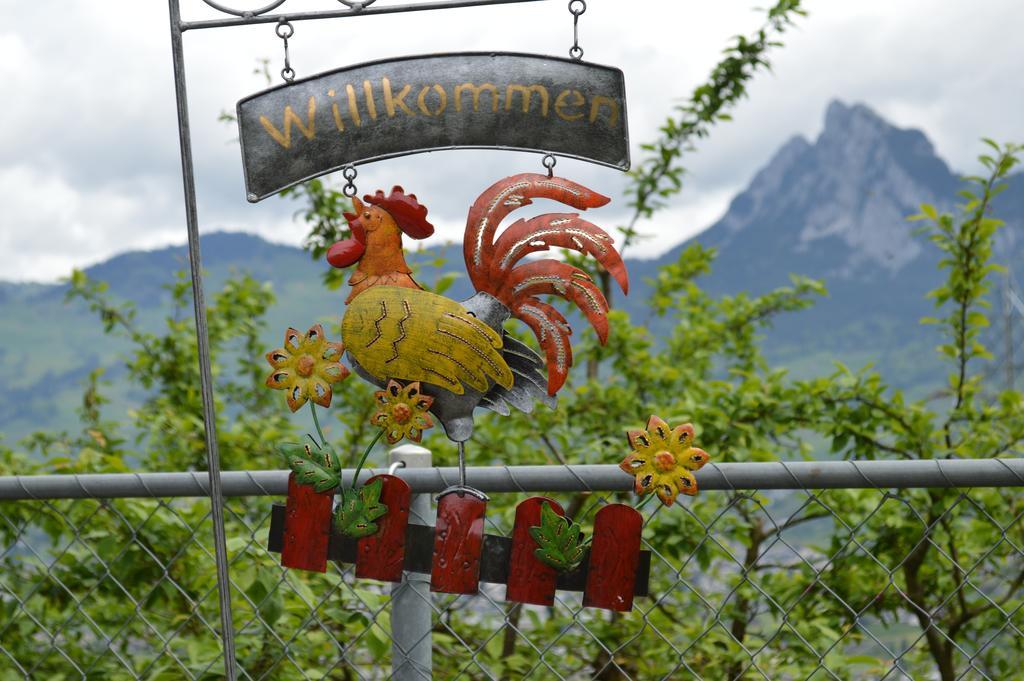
3 99 1020 444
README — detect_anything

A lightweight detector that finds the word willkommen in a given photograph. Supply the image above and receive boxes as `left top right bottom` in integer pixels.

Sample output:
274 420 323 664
259 78 622 150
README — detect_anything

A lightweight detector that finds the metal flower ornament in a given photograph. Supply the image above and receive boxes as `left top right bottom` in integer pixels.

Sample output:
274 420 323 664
265 324 349 412
620 416 711 506
371 380 435 445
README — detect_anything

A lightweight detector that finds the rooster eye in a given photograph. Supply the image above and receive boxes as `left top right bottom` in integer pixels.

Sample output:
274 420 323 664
363 211 371 219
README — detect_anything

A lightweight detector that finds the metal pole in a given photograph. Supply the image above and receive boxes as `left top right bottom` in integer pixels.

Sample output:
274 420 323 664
5 459 1024 500
388 445 433 681
166 1 237 678
179 0 548 32
1005 273 1016 392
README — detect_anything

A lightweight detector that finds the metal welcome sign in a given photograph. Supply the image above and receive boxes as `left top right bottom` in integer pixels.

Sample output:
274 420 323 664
236 52 629 201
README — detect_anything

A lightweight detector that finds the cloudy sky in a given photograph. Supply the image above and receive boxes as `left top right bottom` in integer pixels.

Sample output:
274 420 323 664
1 0 1021 282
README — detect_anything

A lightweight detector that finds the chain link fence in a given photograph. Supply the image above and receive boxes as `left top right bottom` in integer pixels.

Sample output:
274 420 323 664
2 458 1024 680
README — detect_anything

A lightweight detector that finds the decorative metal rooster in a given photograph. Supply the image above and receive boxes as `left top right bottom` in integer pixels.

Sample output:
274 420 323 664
326 173 629 496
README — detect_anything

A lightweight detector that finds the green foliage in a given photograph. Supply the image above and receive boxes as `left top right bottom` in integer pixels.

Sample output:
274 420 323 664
280 441 341 493
528 501 587 572
6 142 1022 678
333 477 388 538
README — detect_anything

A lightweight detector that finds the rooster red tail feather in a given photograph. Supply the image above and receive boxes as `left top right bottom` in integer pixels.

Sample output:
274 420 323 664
513 299 574 395
498 260 610 344
464 173 628 396
489 213 629 295
465 173 610 291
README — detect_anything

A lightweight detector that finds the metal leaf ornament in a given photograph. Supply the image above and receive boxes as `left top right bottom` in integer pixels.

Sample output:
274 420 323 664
279 442 341 493
334 478 389 538
528 501 587 572
619 416 711 506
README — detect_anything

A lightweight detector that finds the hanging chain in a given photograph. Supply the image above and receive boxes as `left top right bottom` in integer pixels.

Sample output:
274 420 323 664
342 166 358 197
276 19 295 82
568 0 586 61
542 154 557 178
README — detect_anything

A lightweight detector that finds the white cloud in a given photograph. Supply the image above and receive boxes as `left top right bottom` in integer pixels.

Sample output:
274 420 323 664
0 0 1021 281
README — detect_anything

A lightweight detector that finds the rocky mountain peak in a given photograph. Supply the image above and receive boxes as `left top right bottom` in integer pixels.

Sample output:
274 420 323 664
698 100 960 282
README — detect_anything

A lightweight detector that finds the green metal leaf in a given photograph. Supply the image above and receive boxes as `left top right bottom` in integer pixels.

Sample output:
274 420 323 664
334 478 389 539
279 441 340 493
528 501 587 572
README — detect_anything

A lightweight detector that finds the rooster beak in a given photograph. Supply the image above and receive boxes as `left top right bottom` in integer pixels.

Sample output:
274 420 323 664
352 196 365 214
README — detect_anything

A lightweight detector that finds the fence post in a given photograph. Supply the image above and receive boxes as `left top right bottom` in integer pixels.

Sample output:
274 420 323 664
389 444 433 680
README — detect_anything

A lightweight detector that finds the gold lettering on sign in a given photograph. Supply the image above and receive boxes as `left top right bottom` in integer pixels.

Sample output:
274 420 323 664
383 78 416 117
589 95 619 126
505 84 549 116
362 81 378 120
417 84 448 116
259 96 316 149
345 84 362 127
256 76 624 152
554 89 585 121
454 82 499 113
328 90 345 132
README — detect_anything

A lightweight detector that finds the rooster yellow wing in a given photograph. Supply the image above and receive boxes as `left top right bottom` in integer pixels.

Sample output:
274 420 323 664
342 286 514 395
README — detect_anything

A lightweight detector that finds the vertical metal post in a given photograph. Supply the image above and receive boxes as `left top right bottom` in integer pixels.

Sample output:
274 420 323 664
389 445 434 680
1005 273 1016 392
166 1 237 678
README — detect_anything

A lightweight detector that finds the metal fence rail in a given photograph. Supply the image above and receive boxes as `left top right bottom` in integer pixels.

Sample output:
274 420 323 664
4 458 1024 500
3 458 1024 679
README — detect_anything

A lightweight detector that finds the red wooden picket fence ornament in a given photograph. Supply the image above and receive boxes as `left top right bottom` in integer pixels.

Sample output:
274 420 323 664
430 492 487 594
506 496 563 606
583 504 643 612
355 474 412 582
281 473 334 573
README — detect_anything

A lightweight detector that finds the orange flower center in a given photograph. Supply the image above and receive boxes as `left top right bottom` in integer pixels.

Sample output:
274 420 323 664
654 450 677 472
392 402 413 425
296 354 315 377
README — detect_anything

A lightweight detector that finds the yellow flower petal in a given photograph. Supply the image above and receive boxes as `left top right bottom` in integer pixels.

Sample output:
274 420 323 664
322 342 344 362
284 327 302 353
310 378 332 408
655 483 678 506
627 429 651 451
676 469 698 496
634 471 655 493
670 424 695 449
684 447 709 471
320 363 349 383
265 370 291 390
266 349 291 368
619 452 649 475
646 415 671 444
285 381 309 412
304 323 326 348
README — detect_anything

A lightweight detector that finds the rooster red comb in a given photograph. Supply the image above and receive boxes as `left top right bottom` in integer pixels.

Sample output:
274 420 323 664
364 186 434 239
